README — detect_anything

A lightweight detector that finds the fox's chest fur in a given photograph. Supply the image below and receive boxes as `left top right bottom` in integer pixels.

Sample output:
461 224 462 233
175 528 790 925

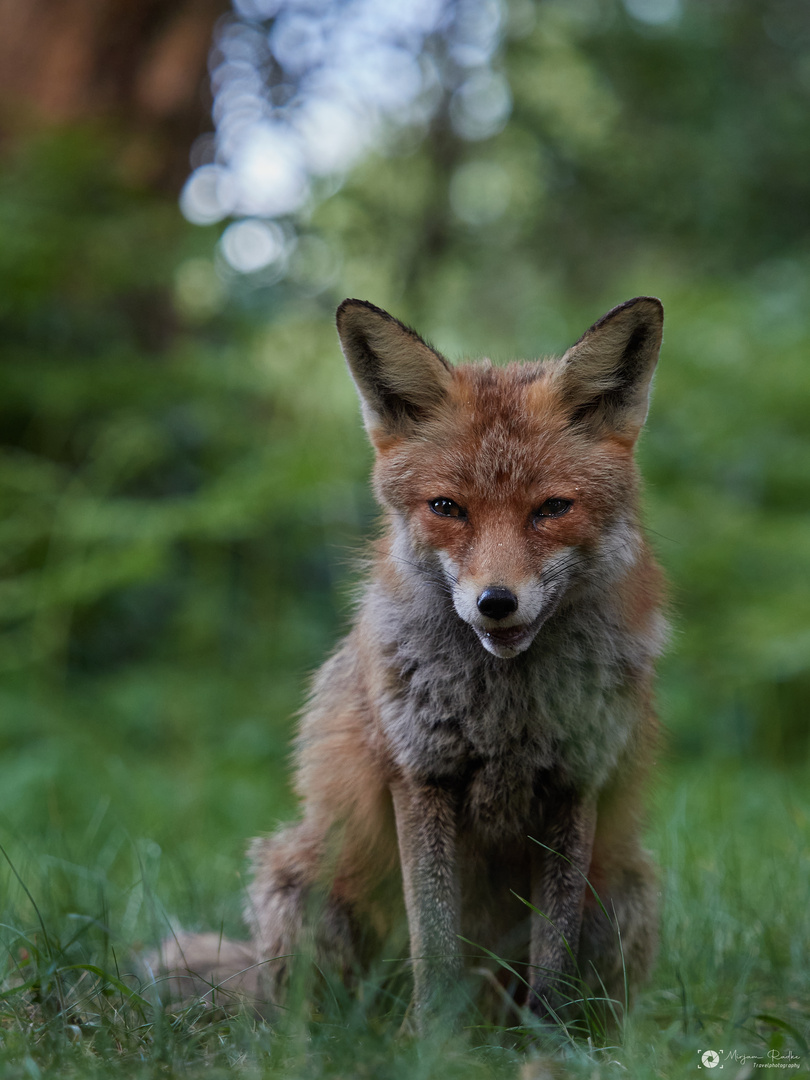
366 565 660 841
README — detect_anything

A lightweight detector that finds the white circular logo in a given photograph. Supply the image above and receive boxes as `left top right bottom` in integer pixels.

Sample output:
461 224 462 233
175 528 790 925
702 1050 720 1069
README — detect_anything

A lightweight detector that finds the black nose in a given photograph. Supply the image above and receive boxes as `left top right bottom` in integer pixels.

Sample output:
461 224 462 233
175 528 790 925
477 587 518 621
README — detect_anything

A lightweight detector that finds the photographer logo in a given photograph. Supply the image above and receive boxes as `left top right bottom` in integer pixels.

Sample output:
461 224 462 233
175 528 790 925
701 1050 722 1069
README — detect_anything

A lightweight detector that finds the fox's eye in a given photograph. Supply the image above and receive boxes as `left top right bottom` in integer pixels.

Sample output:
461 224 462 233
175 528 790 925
429 498 467 520
535 498 573 519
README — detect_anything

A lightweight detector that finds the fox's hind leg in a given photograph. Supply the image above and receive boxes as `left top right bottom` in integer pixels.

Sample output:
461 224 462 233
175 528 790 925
577 839 659 1014
246 821 360 1004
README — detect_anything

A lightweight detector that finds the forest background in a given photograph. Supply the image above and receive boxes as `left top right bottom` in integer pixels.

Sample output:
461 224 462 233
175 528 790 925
0 0 808 1076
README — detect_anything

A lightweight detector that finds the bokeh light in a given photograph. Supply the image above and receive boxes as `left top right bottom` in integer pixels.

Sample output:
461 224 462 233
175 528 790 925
181 0 510 275
219 218 288 273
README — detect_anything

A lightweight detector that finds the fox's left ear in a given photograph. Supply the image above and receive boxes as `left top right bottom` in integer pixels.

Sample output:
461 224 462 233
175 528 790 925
558 297 664 443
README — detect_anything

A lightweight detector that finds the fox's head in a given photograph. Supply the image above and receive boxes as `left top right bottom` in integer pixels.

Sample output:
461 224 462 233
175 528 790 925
336 298 663 659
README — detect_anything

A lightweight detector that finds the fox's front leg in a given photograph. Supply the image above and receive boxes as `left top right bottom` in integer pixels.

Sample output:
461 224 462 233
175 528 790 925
530 783 597 1020
391 778 462 1026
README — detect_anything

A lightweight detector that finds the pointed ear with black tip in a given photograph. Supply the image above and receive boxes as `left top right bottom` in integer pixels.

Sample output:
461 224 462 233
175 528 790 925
557 297 664 443
336 299 453 441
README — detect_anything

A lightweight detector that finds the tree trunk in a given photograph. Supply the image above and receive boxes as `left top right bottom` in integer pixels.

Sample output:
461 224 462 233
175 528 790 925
0 0 228 191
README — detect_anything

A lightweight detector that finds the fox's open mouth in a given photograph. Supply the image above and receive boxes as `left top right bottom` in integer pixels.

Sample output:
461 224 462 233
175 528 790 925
473 620 541 659
484 625 531 648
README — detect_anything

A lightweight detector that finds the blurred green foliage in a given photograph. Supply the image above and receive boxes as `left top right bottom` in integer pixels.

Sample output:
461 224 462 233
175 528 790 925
0 133 375 901
0 0 808 899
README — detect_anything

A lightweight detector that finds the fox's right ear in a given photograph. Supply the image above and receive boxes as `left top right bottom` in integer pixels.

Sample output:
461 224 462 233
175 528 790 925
336 299 452 442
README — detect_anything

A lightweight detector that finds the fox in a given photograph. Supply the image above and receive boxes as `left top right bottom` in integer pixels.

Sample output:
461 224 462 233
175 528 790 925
151 296 667 1028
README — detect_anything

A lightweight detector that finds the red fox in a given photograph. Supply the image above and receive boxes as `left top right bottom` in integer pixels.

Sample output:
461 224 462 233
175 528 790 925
152 297 666 1026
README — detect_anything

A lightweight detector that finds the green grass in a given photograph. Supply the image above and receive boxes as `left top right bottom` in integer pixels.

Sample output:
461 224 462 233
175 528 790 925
0 669 807 1078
